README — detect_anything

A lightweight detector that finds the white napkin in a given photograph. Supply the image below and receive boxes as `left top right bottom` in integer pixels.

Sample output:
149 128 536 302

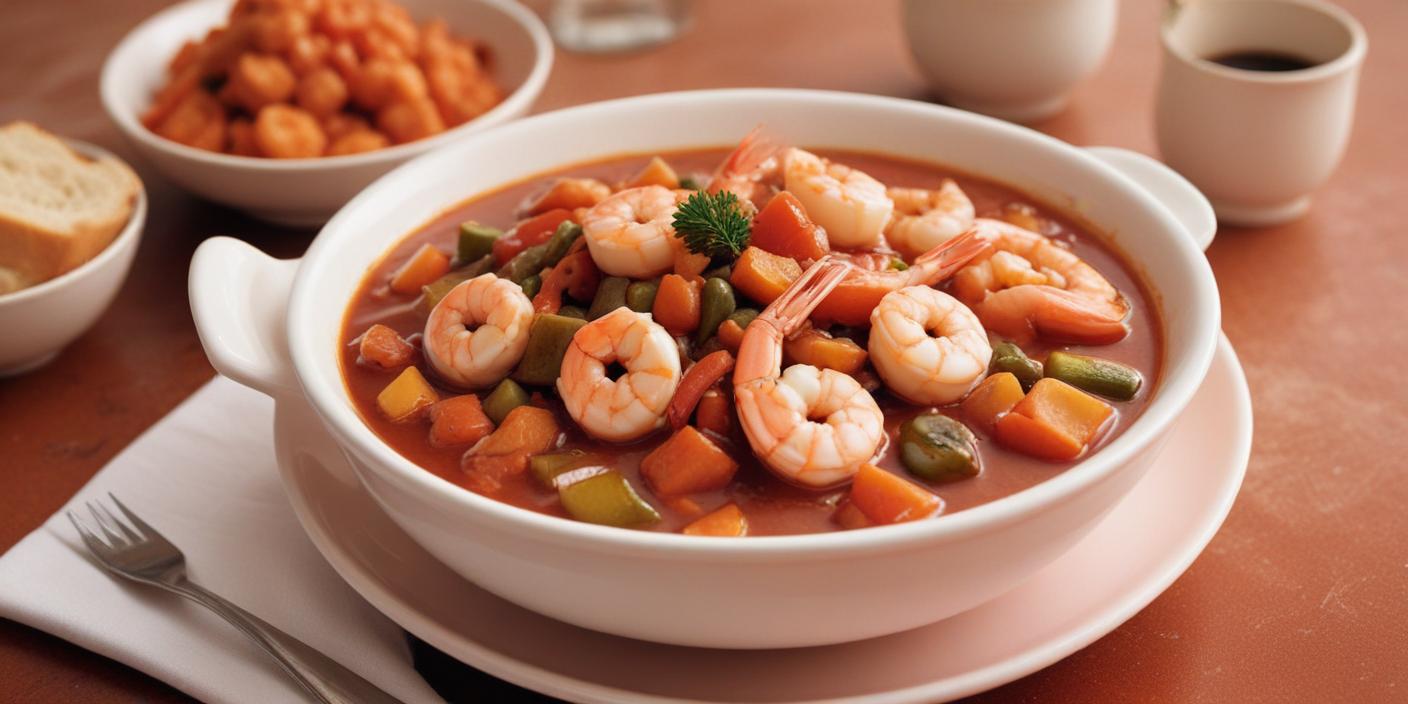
0 377 444 704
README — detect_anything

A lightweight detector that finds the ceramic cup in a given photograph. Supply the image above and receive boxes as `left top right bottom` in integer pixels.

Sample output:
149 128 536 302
901 0 1117 123
1156 0 1366 226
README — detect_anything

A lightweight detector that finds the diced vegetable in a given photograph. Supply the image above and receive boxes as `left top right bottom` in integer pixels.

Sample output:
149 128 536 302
389 244 451 295
832 500 874 530
898 413 980 482
715 319 745 354
1043 351 1143 401
666 496 705 518
674 249 711 278
457 222 502 264
750 191 830 261
730 246 802 305
848 464 942 525
783 328 867 375
420 256 493 310
621 156 680 190
701 263 733 281
653 274 703 335
728 308 760 330
482 378 530 425
990 341 1043 391
557 305 586 319
512 314 588 386
375 366 439 423
520 273 542 299
682 503 748 536
626 280 660 313
641 425 739 496
428 394 495 448
695 387 732 435
530 449 606 488
462 451 531 495
499 243 549 285
474 405 561 457
358 324 415 369
666 350 736 429
810 276 893 327
961 372 1024 431
588 276 631 319
532 249 599 315
558 470 660 527
696 277 737 344
542 221 584 267
994 378 1113 460
493 209 572 265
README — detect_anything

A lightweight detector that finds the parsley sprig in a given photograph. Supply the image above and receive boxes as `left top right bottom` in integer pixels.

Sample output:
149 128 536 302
672 190 751 259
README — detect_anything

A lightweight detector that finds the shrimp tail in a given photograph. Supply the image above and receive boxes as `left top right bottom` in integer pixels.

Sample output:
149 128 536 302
735 258 853 385
708 125 782 194
907 227 992 285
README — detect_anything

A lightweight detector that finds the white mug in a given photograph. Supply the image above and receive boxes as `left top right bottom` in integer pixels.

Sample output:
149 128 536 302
901 0 1118 123
1156 0 1367 226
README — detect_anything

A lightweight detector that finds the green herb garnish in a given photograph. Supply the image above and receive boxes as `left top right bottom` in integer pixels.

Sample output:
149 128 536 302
672 190 751 259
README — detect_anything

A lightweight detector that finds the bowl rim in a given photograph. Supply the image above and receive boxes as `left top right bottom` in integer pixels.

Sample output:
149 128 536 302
289 88 1221 559
0 140 147 307
98 0 553 172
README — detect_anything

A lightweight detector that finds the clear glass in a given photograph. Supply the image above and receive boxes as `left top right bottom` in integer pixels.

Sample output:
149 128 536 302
550 0 693 54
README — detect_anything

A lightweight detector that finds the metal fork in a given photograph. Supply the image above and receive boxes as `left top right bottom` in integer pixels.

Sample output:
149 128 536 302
68 495 403 704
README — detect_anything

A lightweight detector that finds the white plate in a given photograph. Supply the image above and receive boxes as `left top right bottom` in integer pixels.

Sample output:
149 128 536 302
272 335 1251 703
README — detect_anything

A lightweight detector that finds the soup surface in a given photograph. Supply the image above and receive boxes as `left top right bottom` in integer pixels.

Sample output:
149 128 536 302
340 145 1162 536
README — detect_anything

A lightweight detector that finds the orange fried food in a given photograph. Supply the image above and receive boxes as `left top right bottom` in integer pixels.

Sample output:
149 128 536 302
254 104 326 158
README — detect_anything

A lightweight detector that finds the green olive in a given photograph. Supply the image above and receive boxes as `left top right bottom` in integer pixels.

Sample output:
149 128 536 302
898 413 980 482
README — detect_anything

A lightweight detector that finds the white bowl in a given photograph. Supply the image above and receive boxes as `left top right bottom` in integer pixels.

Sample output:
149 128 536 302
189 89 1221 649
0 141 146 376
101 0 551 227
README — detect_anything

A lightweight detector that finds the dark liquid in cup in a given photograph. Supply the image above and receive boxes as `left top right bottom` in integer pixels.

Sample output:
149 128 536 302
1208 50 1317 72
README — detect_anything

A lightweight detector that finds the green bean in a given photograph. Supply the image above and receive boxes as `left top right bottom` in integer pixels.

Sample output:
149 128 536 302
519 273 542 299
420 256 492 310
588 276 631 320
557 305 587 320
557 469 660 527
625 280 659 313
696 277 737 344
512 313 587 386
727 308 759 331
530 449 607 489
498 243 549 285
899 413 980 482
482 379 529 425
457 223 502 264
1044 351 1142 401
542 221 584 267
990 341 1043 391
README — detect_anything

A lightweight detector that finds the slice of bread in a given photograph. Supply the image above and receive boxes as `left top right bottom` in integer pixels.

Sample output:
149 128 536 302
0 122 140 287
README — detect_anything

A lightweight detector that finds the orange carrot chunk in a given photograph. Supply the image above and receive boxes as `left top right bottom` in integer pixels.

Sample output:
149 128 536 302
621 156 680 190
666 350 735 430
428 394 495 448
961 372 1026 431
783 328 867 375
715 318 745 354
832 499 874 530
994 378 1113 460
694 387 733 436
729 246 802 306
750 191 829 262
652 273 702 336
473 406 561 457
682 503 749 536
389 244 451 295
849 464 942 525
358 324 416 369
641 426 739 496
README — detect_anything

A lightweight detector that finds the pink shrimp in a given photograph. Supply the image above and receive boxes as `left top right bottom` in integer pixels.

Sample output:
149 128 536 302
811 228 991 326
707 126 782 208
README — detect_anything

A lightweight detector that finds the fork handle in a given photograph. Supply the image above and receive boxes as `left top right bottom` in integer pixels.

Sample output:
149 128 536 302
166 578 404 704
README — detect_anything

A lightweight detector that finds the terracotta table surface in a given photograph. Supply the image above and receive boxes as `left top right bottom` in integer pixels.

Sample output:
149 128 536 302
2 0 1405 701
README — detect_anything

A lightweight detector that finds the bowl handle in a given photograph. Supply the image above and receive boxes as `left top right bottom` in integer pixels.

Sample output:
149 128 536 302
1084 146 1217 252
189 237 300 397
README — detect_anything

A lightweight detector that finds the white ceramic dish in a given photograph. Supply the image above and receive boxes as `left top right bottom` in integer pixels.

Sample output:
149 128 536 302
190 89 1221 649
101 0 552 226
273 336 1251 703
0 141 146 376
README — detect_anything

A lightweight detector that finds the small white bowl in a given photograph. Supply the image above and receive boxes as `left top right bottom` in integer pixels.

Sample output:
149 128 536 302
100 0 552 227
0 141 146 376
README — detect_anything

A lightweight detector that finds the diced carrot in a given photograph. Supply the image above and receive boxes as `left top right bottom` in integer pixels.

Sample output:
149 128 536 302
641 426 739 496
532 249 598 314
621 156 680 190
715 318 745 354
666 350 735 429
428 394 495 448
674 248 711 278
653 274 702 336
358 324 416 369
729 246 802 305
849 464 942 525
493 209 572 265
474 406 561 457
682 503 748 536
811 275 895 326
995 378 1113 460
389 244 451 295
783 328 867 375
695 387 733 436
376 366 439 423
462 450 530 495
751 191 829 262
961 372 1025 431
666 496 705 518
832 499 874 530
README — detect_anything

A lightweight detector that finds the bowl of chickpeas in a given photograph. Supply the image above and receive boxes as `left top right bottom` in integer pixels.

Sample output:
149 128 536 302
101 0 552 226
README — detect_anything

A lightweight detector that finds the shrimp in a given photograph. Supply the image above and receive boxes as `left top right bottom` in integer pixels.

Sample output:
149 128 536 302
782 148 894 249
580 185 688 278
811 228 991 326
868 286 992 405
708 126 782 208
557 307 683 442
885 180 976 259
734 258 885 488
519 177 612 217
954 219 1129 344
423 274 533 388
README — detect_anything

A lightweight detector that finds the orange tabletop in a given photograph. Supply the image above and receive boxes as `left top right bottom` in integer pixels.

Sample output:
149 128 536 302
2 0 1405 701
